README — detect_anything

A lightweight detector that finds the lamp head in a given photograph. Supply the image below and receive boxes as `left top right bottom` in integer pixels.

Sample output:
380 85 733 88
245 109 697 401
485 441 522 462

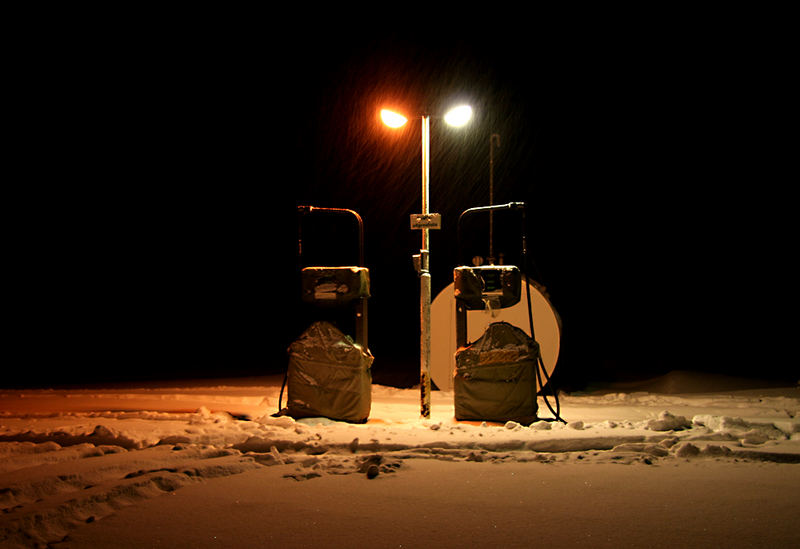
380 109 408 128
443 105 472 127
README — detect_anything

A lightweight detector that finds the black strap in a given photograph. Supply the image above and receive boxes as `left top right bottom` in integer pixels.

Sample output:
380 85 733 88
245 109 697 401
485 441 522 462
521 207 566 424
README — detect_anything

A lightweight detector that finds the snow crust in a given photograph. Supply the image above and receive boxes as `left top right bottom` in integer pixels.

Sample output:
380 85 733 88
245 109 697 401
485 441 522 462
1 371 798 547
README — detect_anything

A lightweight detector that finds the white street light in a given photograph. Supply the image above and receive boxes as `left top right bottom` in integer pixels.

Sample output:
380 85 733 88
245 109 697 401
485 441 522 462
444 105 473 127
381 104 473 418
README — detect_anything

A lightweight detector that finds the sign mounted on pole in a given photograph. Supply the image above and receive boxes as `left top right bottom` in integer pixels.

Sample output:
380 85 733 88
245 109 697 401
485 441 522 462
410 213 442 230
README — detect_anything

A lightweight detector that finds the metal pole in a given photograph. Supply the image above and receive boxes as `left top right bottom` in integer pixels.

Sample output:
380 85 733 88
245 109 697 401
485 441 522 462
489 133 500 263
420 115 432 418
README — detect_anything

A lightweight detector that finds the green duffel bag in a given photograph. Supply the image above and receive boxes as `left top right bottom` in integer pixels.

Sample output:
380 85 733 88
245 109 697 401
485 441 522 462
286 320 372 423
454 321 539 425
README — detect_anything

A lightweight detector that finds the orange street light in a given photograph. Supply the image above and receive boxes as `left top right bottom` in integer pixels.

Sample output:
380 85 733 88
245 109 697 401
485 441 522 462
380 109 408 128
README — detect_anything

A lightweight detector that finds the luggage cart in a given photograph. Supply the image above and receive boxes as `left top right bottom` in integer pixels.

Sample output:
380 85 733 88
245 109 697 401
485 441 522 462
453 202 564 425
278 206 372 423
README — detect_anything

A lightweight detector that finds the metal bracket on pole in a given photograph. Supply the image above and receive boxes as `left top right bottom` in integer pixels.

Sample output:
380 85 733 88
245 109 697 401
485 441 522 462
412 249 430 275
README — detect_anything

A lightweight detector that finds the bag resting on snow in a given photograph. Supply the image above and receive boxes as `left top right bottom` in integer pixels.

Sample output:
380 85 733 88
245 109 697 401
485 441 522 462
454 321 539 425
286 320 372 423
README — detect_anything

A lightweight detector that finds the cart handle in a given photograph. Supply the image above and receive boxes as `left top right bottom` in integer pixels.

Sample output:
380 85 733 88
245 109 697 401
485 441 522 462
456 202 526 267
297 206 365 267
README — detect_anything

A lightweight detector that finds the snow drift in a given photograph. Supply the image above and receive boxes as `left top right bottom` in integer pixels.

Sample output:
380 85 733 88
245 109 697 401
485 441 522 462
1 371 798 547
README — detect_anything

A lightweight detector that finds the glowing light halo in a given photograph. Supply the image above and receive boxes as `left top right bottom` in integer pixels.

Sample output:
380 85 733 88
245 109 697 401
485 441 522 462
380 109 408 128
443 105 472 127
381 105 473 128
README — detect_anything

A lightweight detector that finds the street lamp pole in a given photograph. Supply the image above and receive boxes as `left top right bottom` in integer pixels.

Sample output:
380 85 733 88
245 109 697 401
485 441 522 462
419 114 432 418
381 105 471 419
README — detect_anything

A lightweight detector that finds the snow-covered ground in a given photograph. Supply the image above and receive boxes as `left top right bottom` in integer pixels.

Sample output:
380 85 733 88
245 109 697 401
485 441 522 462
1 370 798 548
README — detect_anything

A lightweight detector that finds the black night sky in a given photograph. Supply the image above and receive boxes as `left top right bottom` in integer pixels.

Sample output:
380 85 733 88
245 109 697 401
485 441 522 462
8 19 793 388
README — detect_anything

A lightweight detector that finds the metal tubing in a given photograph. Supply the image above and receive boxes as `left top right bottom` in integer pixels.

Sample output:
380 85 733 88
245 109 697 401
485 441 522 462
420 115 432 418
297 205 365 267
489 133 500 262
456 202 525 266
296 205 368 349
